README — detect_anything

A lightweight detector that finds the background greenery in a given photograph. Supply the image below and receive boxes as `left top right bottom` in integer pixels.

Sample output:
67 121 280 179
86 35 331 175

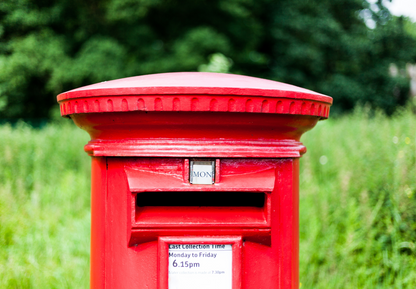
1 0 416 288
0 108 415 288
0 0 416 118
0 122 90 288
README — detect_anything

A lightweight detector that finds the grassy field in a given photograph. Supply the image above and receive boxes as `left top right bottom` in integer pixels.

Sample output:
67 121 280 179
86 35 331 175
299 108 416 288
0 108 415 288
0 121 91 288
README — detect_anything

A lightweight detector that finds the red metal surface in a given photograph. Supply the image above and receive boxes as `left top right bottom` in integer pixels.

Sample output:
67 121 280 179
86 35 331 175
73 111 317 158
57 72 328 99
58 72 331 289
90 157 106 289
57 72 332 116
97 158 298 288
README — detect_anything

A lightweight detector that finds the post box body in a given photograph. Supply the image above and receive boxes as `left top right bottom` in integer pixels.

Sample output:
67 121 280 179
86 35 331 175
57 72 332 289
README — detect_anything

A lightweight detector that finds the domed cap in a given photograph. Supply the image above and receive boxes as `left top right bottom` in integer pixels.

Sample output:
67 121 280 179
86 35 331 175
57 72 332 119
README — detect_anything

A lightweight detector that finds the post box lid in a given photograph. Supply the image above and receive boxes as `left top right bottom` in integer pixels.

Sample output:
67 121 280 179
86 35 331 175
57 72 332 119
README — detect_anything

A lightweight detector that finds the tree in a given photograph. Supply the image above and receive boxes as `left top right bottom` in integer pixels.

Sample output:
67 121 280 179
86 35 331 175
265 0 416 114
0 0 415 119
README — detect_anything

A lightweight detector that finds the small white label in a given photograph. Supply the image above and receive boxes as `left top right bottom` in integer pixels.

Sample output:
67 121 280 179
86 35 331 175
190 161 214 184
169 244 232 289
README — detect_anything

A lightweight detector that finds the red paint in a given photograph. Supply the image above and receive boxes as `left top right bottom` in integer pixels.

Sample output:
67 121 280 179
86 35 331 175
58 72 332 289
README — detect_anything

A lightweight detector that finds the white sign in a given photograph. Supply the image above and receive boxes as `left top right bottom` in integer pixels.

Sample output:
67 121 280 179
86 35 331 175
168 244 232 289
190 161 214 185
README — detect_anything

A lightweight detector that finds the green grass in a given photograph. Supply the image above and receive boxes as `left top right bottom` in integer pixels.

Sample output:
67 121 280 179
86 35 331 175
0 120 90 288
0 109 415 288
299 108 416 288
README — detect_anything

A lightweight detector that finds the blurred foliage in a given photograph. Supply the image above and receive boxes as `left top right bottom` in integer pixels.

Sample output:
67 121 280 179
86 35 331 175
0 0 415 118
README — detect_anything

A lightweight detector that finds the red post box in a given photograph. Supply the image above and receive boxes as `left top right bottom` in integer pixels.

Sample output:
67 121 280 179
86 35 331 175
57 72 332 289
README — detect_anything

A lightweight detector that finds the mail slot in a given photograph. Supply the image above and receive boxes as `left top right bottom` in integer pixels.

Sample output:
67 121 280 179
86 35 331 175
57 72 332 289
136 191 266 207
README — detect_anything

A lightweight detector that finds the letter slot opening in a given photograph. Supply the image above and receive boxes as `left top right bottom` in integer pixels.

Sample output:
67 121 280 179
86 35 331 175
133 192 271 227
136 191 265 207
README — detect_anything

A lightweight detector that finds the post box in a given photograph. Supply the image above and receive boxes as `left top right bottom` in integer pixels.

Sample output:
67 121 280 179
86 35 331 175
57 72 332 289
